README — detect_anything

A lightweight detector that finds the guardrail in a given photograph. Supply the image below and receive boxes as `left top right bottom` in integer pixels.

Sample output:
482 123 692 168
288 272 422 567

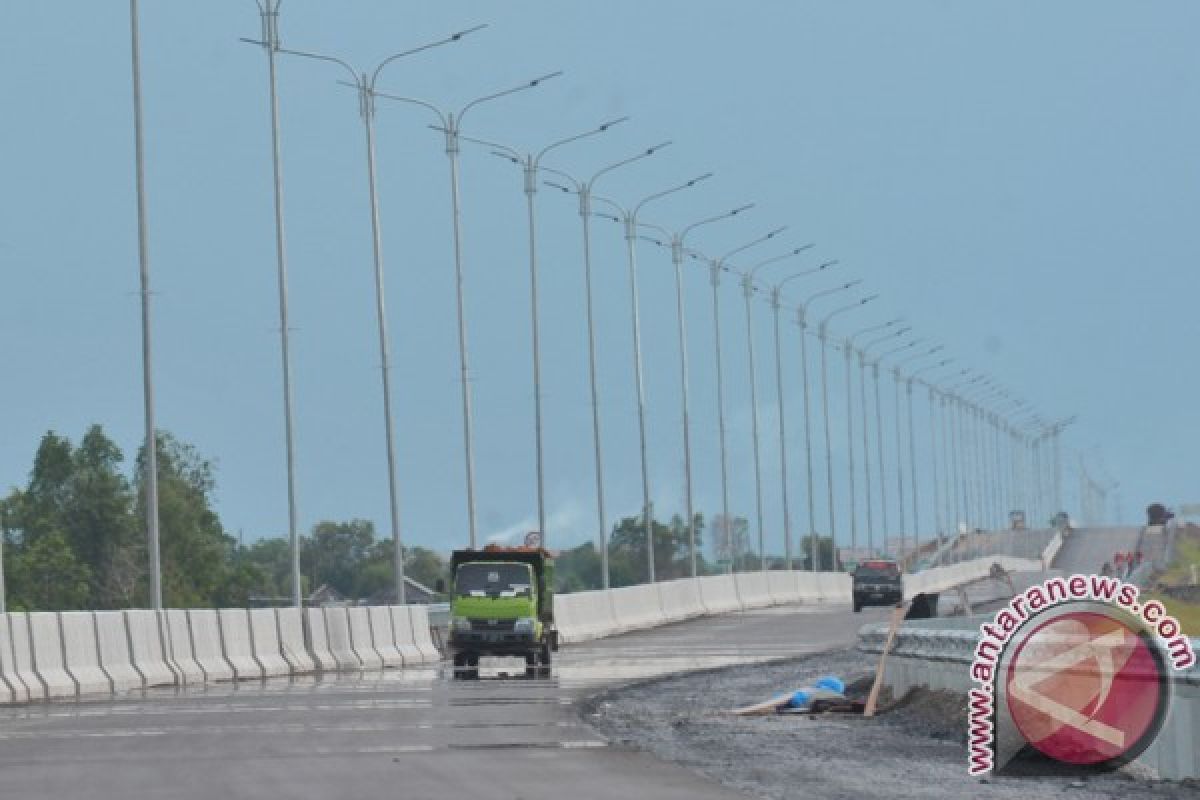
858 618 1200 780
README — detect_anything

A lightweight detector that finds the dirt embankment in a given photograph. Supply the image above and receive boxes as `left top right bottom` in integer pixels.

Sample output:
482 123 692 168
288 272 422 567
584 648 1197 800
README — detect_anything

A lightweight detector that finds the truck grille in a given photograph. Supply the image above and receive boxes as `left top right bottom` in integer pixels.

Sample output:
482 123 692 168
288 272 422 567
470 618 516 632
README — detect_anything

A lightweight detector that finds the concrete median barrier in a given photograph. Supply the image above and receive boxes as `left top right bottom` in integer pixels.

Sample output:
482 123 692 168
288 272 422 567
125 610 177 687
659 578 704 622
94 611 142 692
9 613 45 700
347 607 383 670
557 589 620 642
218 609 263 681
276 607 315 675
407 605 440 664
795 571 821 602
611 584 665 630
0 614 25 703
767 571 801 605
386 606 422 665
162 609 205 685
367 606 404 668
28 612 75 698
248 608 290 678
186 609 234 683
814 571 851 604
322 607 362 670
59 612 111 697
735 572 773 609
304 608 337 671
698 575 741 614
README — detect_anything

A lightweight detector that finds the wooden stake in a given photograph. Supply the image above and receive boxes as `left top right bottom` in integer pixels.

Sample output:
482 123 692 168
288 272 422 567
864 605 905 718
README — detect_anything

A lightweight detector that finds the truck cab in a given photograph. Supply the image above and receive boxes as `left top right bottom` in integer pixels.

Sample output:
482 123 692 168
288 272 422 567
446 546 557 678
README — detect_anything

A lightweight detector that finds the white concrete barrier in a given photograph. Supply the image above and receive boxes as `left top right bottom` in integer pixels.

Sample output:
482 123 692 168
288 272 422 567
94 611 142 692
734 572 773 609
611 584 665 630
59 612 111 696
556 590 620 642
407 605 440 664
162 609 205 685
767 571 801 605
815 571 852 604
795 571 821 603
347 607 383 670
304 608 338 671
388 606 423 665
28 612 75 698
248 608 290 678
0 614 26 702
8 613 44 700
367 606 404 668
276 607 315 675
218 609 263 681
125 610 176 687
187 609 234 683
322 607 362 670
659 579 704 622
698 575 742 614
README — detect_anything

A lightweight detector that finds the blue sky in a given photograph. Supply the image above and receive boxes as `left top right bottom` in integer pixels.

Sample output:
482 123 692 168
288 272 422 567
2 1 1198 556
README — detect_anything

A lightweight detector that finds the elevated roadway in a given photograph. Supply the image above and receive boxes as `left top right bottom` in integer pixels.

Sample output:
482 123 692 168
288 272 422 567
0 603 890 800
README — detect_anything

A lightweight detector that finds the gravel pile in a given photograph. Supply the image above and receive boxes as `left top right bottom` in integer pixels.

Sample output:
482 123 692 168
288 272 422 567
583 649 1197 800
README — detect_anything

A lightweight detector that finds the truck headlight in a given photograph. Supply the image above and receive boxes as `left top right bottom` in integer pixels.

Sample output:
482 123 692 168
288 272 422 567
450 616 471 632
513 617 536 635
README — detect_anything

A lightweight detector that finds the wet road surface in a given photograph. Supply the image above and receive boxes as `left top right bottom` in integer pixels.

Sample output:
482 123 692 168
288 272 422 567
0 603 891 800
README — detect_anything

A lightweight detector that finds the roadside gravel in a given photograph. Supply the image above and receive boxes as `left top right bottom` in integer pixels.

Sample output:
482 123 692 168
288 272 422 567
583 648 1197 800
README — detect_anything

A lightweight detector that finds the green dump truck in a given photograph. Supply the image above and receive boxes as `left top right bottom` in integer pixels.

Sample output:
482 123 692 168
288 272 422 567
446 545 557 678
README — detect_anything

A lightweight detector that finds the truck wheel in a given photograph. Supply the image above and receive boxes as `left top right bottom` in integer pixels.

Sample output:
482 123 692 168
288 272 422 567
465 653 480 680
452 652 467 679
524 652 538 679
853 600 862 613
537 643 552 677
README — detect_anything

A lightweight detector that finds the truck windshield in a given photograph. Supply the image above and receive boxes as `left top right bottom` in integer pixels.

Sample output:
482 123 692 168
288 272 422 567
456 563 533 598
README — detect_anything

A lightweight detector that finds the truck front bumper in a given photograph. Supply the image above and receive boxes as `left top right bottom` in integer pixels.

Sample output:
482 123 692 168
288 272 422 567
448 629 538 655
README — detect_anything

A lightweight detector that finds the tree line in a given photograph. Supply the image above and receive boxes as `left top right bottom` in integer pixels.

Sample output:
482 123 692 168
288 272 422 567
0 425 837 610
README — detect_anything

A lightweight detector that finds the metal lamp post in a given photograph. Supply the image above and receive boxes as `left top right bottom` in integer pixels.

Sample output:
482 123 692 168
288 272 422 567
639 205 754 576
841 319 902 560
905 358 952 562
264 25 485 603
595 174 713 583
857 328 911 555
765 260 838 569
738 244 817 570
817 294 879 567
890 346 944 561
543 144 671 588
689 228 786 572
371 71 562 551
129 0 162 608
459 119 628 550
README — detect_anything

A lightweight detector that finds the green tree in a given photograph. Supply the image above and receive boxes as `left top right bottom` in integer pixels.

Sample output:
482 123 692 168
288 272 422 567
555 541 602 592
138 432 231 607
301 519 376 598
403 546 448 591
7 529 92 611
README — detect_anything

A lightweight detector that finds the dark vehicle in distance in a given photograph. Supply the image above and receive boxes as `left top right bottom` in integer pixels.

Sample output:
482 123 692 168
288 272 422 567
852 559 903 613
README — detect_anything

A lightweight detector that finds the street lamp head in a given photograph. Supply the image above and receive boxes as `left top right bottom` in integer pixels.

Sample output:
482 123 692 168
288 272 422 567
686 172 715 187
598 116 630 132
860 294 880 305
528 71 563 87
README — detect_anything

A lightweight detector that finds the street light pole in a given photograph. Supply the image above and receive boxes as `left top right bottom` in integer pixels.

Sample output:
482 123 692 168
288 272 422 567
640 205 754 577
739 244 817 570
544 145 671 588
766 259 838 569
871 339 921 554
129 0 161 609
373 68 560 552
246 0 303 609
270 26 484 603
857 328 911 556
842 320 902 560
905 358 951 563
818 293 878 567
596 174 713 583
466 119 628 550
890 346 944 561
792 281 859 569
691 228 786 571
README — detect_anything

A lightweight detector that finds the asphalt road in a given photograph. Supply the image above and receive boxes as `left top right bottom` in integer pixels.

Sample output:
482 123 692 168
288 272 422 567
1053 526 1141 575
0 603 892 800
